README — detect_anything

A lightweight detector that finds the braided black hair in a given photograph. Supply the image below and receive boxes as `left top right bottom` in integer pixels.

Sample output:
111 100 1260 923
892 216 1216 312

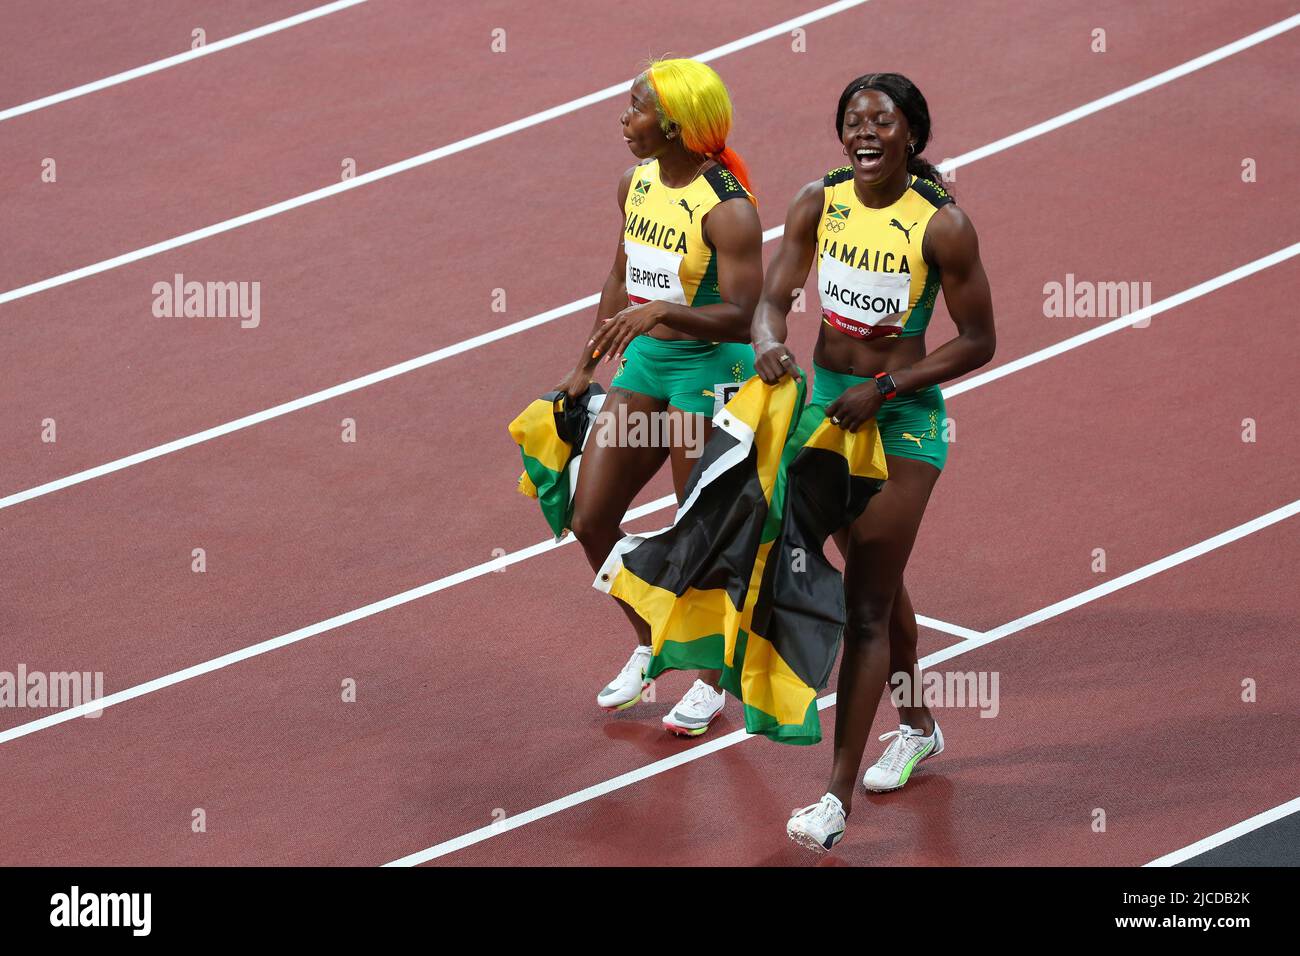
835 73 950 195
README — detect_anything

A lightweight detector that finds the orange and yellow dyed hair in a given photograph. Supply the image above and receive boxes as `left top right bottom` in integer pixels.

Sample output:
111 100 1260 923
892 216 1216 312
644 58 754 198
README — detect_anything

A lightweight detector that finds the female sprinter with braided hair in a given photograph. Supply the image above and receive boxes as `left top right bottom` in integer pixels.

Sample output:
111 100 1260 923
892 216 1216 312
751 73 996 852
556 59 763 737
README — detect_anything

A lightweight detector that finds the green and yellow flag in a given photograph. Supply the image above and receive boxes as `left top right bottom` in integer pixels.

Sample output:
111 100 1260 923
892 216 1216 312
593 376 887 744
508 386 605 541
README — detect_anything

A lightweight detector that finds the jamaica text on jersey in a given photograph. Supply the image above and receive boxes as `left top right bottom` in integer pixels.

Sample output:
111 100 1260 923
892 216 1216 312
815 168 952 340
623 160 753 308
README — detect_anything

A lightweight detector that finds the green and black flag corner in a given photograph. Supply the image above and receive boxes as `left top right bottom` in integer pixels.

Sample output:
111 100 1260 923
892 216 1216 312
593 375 888 744
508 384 606 542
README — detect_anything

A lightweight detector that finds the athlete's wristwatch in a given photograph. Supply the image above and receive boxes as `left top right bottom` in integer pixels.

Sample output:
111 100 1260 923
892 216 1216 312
874 372 898 400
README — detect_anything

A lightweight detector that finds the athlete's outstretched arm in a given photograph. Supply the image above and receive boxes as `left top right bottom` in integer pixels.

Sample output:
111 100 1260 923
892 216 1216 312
750 181 823 383
588 195 763 362
557 166 637 397
883 204 996 395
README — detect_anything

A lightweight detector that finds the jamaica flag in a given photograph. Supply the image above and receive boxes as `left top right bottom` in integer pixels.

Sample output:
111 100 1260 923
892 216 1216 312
593 376 887 744
508 384 605 541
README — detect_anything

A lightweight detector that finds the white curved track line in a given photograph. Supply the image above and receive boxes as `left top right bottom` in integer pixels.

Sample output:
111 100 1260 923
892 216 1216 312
3 242 1294 512
384 499 1300 865
0 0 369 122
1145 795 1300 866
5 11 1298 510
0 0 871 303
2 252 1292 748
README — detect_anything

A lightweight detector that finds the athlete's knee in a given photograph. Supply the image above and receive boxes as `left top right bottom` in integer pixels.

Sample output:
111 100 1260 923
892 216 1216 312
845 597 893 644
568 509 599 544
569 506 618 546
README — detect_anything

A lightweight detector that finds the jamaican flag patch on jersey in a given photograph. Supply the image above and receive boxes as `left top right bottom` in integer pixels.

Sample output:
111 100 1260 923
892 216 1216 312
508 384 605 541
593 376 888 744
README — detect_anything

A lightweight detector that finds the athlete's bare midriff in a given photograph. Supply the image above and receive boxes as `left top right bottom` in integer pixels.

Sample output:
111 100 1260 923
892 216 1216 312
647 324 702 342
812 322 927 378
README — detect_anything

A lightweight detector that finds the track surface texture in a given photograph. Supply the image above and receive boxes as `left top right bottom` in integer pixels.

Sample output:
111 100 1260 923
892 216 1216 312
1 0 1296 867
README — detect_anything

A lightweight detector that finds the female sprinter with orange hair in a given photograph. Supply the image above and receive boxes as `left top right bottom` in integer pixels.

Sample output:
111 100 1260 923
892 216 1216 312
556 58 763 738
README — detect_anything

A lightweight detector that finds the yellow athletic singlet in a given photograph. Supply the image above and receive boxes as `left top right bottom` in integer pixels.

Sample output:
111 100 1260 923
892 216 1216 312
623 159 753 308
816 168 953 339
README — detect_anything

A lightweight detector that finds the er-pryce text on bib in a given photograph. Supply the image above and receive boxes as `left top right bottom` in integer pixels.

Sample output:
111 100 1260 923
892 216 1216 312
625 242 686 306
818 251 912 339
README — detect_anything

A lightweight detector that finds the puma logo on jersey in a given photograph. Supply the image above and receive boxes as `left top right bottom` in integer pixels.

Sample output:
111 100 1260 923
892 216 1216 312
889 219 918 243
677 199 701 223
900 432 925 448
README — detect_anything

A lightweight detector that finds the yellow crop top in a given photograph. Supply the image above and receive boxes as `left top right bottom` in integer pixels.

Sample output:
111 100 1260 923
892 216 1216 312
815 168 953 339
622 159 753 308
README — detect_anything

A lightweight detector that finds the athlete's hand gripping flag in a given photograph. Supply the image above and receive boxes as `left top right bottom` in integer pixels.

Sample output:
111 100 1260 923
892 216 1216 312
593 375 888 744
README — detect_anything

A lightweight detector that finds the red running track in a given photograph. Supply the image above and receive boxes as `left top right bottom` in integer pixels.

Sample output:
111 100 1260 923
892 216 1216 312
4 0 1295 489
0 0 1296 866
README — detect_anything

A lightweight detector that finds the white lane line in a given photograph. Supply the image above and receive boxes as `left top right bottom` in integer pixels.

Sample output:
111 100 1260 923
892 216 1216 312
917 616 984 642
385 498 1300 865
4 11 1296 506
924 500 1300 663
4 241 1288 744
383 724 761 867
0 0 870 304
0 478 970 743
0 536 559 745
0 491 660 745
934 12 1300 173
1 11 1293 764
5 239 1294 514
5 10 1294 305
0 247 1288 738
1145 796 1300 867
0 293 596 509
769 12 1300 235
0 0 369 122
945 244 1300 401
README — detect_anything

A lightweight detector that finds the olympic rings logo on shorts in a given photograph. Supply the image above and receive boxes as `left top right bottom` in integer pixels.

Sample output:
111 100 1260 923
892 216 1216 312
823 218 845 233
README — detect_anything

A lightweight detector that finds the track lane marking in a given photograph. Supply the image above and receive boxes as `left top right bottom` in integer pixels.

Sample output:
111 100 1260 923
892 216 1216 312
4 240 1294 513
0 0 369 122
1144 796 1300 866
4 5 1298 509
0 0 872 303
1 13 1295 863
943 245 1299 400
916 616 984 642
0 490 969 743
385 498 1300 865
1 248 1291 744
0 292 597 509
